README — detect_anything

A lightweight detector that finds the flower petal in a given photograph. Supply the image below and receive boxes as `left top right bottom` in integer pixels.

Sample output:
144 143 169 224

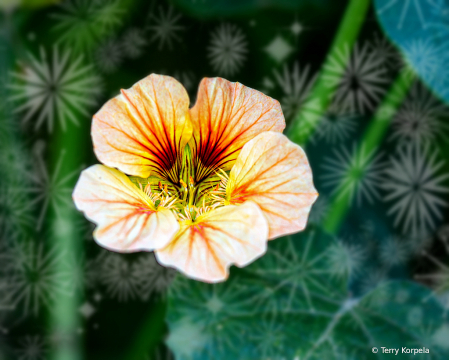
227 132 318 239
155 202 268 283
189 77 285 181
92 74 192 180
73 165 179 252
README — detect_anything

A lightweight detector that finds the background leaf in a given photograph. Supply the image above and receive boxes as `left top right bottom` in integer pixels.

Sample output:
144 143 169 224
166 227 449 359
374 0 449 104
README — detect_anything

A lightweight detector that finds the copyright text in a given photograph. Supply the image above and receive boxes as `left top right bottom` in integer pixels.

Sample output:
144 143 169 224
371 347 430 355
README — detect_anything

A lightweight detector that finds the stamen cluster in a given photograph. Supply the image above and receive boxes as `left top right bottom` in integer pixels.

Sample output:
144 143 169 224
135 169 230 222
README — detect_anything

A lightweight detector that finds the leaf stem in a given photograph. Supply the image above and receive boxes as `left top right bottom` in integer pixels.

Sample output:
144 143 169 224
287 0 371 145
46 57 98 360
122 300 167 360
322 69 414 235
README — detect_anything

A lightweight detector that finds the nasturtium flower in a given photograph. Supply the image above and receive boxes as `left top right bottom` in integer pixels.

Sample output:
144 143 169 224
73 74 318 283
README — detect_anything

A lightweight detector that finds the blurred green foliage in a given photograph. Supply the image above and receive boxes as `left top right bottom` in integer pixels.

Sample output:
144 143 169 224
1 0 449 359
170 0 332 18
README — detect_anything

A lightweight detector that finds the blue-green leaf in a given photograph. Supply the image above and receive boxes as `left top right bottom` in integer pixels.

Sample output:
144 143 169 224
374 0 449 103
166 228 449 359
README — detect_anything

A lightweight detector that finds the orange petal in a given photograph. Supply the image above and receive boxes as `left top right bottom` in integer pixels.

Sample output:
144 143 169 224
73 165 179 252
155 202 268 283
189 77 285 181
92 74 192 180
227 132 318 239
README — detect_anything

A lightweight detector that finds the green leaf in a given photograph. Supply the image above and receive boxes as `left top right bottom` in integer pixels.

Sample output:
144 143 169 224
166 227 449 359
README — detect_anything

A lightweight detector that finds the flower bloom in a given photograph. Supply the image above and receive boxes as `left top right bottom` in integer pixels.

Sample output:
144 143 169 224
73 74 318 282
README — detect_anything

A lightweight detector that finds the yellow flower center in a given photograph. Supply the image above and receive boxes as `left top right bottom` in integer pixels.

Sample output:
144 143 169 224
131 146 230 222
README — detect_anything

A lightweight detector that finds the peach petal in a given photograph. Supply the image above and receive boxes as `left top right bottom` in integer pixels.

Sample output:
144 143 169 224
227 132 318 239
155 202 268 283
73 165 179 252
189 77 285 181
92 74 192 179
